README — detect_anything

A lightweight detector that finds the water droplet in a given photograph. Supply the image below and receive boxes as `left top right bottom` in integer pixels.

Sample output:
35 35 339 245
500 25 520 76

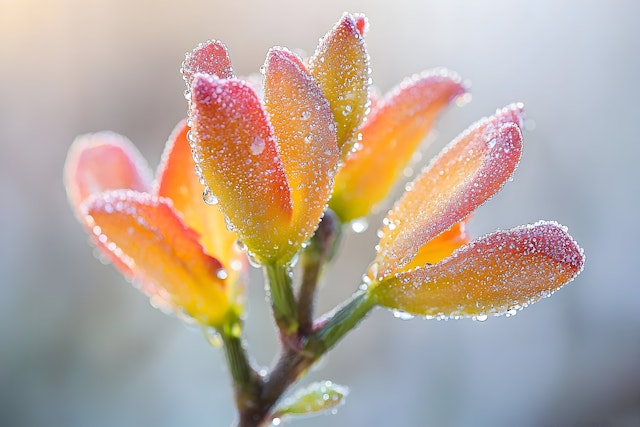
487 138 497 149
473 314 488 322
250 136 265 155
202 187 218 205
205 329 223 347
235 239 247 252
247 252 262 268
392 310 415 321
455 92 472 107
300 110 311 120
272 418 281 426
350 218 368 233
216 268 228 280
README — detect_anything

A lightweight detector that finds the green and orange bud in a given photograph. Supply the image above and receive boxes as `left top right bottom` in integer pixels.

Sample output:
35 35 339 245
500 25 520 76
330 71 467 222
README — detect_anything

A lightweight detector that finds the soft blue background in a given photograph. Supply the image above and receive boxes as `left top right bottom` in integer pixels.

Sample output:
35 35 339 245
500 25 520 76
1 0 638 425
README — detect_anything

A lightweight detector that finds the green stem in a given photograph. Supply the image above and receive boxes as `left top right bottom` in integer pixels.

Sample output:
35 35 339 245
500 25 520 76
233 290 377 426
218 323 262 421
305 290 377 354
297 210 342 334
264 263 298 336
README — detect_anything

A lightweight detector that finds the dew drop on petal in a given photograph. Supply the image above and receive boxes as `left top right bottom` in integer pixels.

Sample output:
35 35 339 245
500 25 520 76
216 268 228 280
473 314 488 322
392 310 415 321
202 186 219 205
249 136 265 155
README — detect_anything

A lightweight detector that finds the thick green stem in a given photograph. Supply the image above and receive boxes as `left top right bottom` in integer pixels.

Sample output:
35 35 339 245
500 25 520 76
264 263 298 336
219 323 262 423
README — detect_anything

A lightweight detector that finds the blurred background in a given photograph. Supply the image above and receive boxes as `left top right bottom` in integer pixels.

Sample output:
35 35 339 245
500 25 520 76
1 0 638 426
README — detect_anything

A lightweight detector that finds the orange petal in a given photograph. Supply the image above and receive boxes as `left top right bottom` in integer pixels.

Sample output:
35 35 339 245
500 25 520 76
188 75 292 264
64 132 152 212
374 104 524 279
182 40 234 86
330 71 466 222
403 219 471 269
263 48 339 262
155 121 247 288
83 190 236 327
372 221 585 318
308 13 370 157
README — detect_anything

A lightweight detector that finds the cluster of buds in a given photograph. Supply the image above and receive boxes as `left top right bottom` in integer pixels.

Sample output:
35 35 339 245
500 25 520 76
64 13 584 426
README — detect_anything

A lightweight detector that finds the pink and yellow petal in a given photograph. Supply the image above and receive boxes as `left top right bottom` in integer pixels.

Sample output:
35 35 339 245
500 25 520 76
64 132 153 212
189 75 292 264
263 48 339 262
330 71 466 222
375 104 524 278
309 13 369 156
155 120 246 286
83 190 235 327
372 221 585 318
182 40 234 85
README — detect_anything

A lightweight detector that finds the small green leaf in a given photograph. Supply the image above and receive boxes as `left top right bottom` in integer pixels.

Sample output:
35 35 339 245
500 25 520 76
274 381 348 418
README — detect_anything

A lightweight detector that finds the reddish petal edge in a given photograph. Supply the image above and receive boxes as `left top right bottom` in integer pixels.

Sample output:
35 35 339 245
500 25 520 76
64 132 153 214
182 40 234 86
371 221 585 319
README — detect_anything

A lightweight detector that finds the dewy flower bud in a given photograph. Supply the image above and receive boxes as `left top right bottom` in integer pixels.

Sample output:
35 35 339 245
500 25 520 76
64 122 246 327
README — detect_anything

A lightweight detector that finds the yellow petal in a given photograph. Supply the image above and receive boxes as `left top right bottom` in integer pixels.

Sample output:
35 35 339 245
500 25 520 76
403 219 471 269
372 222 585 318
375 104 524 279
155 120 247 289
309 13 370 157
83 191 235 327
263 48 339 263
330 71 466 221
188 75 292 264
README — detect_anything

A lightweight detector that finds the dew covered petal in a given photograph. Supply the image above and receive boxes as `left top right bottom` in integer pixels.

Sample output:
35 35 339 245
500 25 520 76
82 190 236 326
330 71 466 222
188 75 292 264
372 221 585 318
263 48 339 262
182 40 234 86
308 13 370 157
155 120 247 287
375 104 524 278
64 132 152 213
